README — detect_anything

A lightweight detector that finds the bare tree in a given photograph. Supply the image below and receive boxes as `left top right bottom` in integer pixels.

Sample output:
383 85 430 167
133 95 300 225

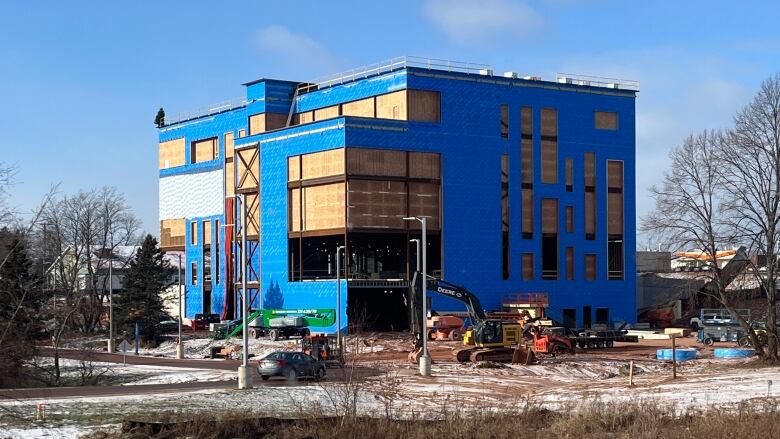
0 163 15 228
642 130 763 351
719 74 780 361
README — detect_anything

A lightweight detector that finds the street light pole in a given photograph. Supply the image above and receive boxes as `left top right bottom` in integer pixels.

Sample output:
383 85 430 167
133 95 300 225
107 234 114 353
176 252 184 359
238 193 252 389
404 217 430 376
336 245 345 352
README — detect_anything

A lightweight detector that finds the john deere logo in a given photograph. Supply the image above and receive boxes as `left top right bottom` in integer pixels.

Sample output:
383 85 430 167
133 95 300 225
437 286 463 298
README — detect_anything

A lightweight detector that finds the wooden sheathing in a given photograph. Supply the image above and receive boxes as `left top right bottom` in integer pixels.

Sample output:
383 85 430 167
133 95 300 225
301 149 345 180
245 193 261 238
595 111 618 130
203 220 212 246
347 180 406 229
342 97 376 118
521 189 534 236
521 138 533 184
408 90 441 122
288 156 301 181
376 90 407 120
585 192 596 237
160 218 185 249
607 160 624 236
565 158 573 188
192 137 217 163
584 153 596 187
584 152 596 238
408 182 441 231
289 188 301 232
566 206 574 233
225 160 235 197
303 183 345 230
541 108 558 137
585 254 597 280
541 140 558 183
409 152 440 179
236 147 260 192
541 199 558 234
347 148 406 177
266 113 288 131
159 137 185 169
294 111 314 125
224 132 235 159
522 253 534 280
248 114 264 136
521 107 533 136
566 247 574 280
314 105 341 121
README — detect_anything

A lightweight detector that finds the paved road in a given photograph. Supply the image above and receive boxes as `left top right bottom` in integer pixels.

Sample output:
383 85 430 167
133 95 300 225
37 347 241 370
0 380 237 402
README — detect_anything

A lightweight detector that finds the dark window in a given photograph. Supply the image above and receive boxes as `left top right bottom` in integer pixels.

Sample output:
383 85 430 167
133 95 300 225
541 199 558 280
608 239 624 280
501 155 510 280
562 308 576 329
191 262 198 285
595 308 610 324
584 152 596 240
583 305 592 328
500 104 509 138
214 220 220 284
566 247 574 280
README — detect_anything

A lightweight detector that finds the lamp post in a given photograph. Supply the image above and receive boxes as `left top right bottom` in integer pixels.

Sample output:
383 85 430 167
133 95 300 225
176 252 184 359
238 193 252 389
336 245 345 352
404 217 430 376
107 234 115 353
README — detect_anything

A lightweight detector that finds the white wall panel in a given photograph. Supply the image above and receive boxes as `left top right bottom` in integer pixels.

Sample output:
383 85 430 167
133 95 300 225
159 170 224 220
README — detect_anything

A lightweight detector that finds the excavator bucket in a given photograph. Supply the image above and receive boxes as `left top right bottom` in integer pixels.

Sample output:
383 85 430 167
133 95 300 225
512 344 536 365
408 348 423 364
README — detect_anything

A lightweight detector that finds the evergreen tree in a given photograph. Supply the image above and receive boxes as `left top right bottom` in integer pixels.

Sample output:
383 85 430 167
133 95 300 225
0 231 43 386
117 234 169 344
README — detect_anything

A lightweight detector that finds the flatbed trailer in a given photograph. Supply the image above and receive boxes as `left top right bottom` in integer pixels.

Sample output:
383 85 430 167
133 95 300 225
543 325 639 350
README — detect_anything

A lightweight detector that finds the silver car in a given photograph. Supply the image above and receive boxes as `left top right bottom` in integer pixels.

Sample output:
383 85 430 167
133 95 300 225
257 351 326 381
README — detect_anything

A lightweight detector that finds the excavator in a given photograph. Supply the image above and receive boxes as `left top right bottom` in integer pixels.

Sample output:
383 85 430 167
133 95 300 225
408 273 573 363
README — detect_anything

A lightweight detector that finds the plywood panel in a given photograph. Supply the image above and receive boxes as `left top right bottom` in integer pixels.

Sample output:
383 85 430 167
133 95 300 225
266 113 288 131
376 90 407 120
236 147 259 191
500 104 509 138
566 247 574 280
521 107 533 136
159 137 185 169
225 160 235 197
585 191 596 236
249 113 265 136
409 152 440 179
409 182 441 230
342 97 375 118
288 156 301 181
203 220 212 245
245 193 261 236
303 182 345 230
541 198 558 234
541 108 558 137
522 189 534 235
541 139 558 183
192 137 217 163
585 254 597 280
289 188 301 232
522 254 534 280
347 180 406 229
314 104 340 121
608 192 624 236
595 111 618 130
301 148 345 180
565 158 573 187
607 160 623 189
584 152 596 187
408 90 440 122
566 206 573 233
160 218 185 248
224 132 235 159
295 111 314 125
521 138 533 184
347 148 406 177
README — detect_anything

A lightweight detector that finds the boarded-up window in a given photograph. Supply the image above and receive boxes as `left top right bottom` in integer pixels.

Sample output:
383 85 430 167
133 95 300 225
566 206 573 233
376 90 407 120
238 129 246 138
347 148 406 177
236 147 260 191
541 198 558 234
541 108 558 184
521 107 533 136
303 183 345 230
248 113 287 135
190 221 197 245
501 155 510 280
522 189 533 238
566 247 574 280
295 111 314 125
225 160 235 197
160 218 185 249
314 105 341 121
347 180 406 230
522 254 534 280
342 97 376 118
500 104 509 138
249 113 264 136
408 90 441 122
565 158 573 191
203 220 212 246
409 182 441 230
595 111 618 130
245 193 261 237
191 137 217 163
289 188 301 232
585 254 597 280
159 138 185 169
585 192 596 239
409 152 441 179
301 149 345 180
288 156 301 181
522 138 533 185
224 132 235 159
584 152 596 188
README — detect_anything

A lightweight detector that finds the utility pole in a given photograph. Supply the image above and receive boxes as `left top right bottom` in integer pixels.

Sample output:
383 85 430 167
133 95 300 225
238 194 252 389
336 245 345 352
404 217 431 376
176 252 184 359
107 234 114 353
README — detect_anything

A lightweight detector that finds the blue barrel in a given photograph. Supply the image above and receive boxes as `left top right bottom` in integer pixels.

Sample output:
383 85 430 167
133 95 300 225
656 348 698 361
713 348 755 359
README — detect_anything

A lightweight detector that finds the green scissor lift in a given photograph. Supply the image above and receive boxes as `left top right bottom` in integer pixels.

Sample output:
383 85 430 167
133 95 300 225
214 308 336 340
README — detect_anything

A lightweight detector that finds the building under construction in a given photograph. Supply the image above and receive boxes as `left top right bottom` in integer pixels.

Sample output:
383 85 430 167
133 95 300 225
157 56 638 332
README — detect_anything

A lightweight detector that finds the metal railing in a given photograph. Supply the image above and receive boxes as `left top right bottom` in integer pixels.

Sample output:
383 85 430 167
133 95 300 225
165 96 248 126
297 56 493 94
555 73 640 91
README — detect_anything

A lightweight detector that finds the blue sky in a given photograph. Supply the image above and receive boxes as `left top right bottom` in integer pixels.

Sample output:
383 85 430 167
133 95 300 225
2 1 779 246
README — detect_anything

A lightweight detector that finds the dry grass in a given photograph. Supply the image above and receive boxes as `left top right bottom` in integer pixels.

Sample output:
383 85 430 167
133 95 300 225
86 397 780 439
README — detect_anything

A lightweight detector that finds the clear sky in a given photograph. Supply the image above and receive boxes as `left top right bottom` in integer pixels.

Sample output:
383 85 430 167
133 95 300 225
2 1 778 246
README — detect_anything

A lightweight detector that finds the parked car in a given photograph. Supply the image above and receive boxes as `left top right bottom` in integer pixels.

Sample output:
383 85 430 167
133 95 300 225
191 313 220 331
256 351 326 381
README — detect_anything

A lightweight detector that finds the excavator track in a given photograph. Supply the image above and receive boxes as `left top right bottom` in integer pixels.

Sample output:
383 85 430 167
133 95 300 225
454 347 519 363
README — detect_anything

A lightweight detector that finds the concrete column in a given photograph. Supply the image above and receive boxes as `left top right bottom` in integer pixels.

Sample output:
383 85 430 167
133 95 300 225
176 342 185 359
419 355 432 376
107 339 115 353
238 365 253 389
